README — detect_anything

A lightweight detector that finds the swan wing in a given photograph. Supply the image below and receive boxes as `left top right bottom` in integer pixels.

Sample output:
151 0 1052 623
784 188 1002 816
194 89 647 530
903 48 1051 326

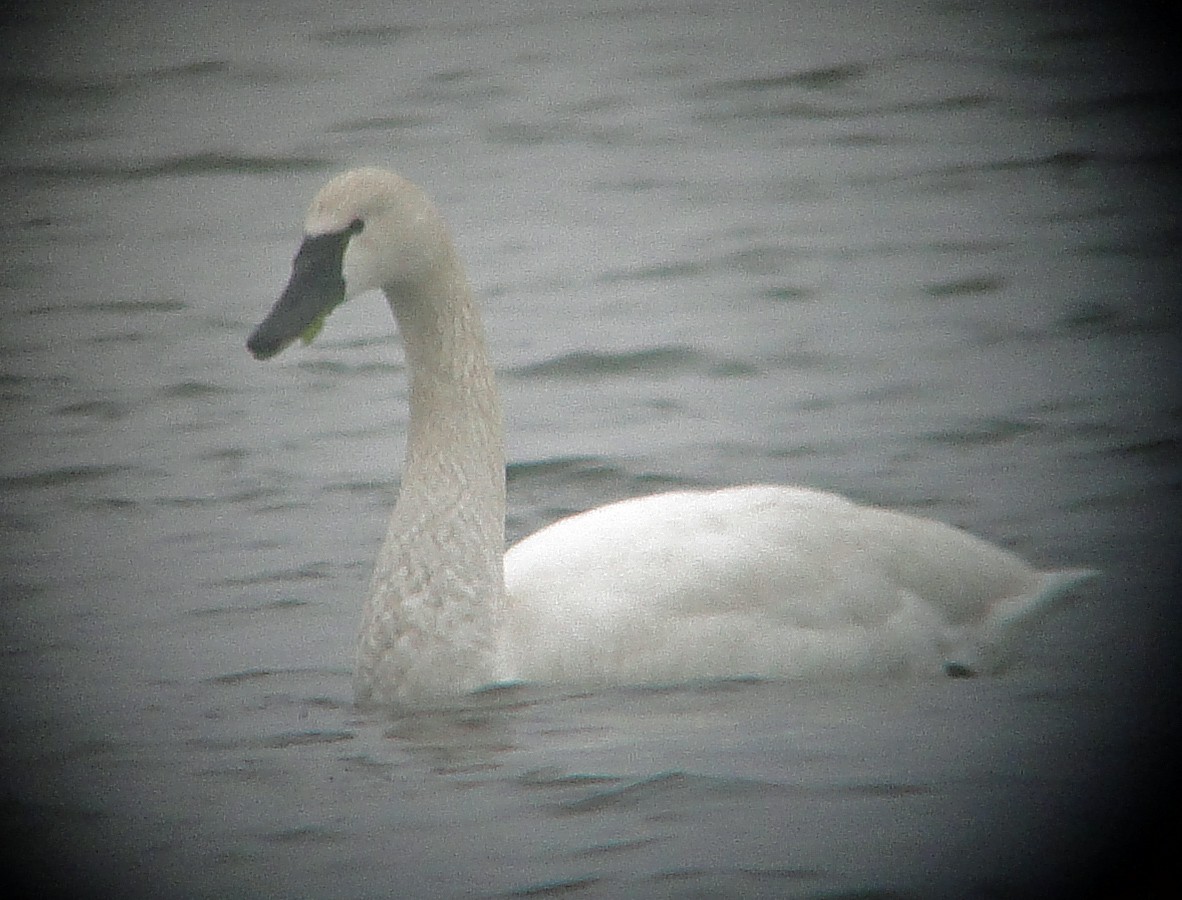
502 486 1095 683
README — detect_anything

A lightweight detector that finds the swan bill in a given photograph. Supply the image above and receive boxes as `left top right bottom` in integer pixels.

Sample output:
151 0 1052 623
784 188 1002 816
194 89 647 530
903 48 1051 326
247 225 358 360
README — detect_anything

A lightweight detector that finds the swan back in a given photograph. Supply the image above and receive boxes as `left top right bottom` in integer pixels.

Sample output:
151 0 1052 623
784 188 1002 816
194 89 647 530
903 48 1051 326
503 486 1097 683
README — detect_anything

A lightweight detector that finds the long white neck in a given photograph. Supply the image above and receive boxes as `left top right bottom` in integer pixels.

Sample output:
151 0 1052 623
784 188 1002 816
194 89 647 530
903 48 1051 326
354 244 507 706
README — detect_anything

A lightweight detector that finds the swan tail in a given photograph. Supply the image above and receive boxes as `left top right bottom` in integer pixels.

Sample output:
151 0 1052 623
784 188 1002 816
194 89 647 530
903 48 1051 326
987 567 1101 634
946 567 1101 676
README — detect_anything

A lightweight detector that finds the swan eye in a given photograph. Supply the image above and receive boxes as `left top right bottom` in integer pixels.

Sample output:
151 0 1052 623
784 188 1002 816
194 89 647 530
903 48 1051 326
348 218 364 234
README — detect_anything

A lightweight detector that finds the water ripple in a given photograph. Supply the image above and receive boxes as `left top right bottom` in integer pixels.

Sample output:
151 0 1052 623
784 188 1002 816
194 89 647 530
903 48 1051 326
5 151 329 183
556 770 789 816
508 345 758 379
923 275 1006 298
921 418 1043 447
312 24 421 47
1 463 136 490
259 730 355 749
716 63 869 92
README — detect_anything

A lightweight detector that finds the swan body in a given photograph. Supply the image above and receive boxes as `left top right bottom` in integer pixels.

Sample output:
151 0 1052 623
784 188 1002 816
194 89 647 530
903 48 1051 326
247 167 1097 707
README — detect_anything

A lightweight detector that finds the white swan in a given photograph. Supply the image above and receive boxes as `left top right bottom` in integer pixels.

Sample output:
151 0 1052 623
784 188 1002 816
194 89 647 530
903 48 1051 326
247 167 1097 707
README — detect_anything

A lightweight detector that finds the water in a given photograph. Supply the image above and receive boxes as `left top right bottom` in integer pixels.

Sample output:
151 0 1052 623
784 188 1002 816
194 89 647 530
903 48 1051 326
2 1 1179 896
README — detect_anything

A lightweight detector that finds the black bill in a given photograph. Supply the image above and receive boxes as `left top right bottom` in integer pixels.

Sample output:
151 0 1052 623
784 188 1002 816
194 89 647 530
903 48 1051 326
247 224 359 360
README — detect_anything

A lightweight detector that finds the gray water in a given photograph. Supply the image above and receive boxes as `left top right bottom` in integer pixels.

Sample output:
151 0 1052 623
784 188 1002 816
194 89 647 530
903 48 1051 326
2 1 1179 897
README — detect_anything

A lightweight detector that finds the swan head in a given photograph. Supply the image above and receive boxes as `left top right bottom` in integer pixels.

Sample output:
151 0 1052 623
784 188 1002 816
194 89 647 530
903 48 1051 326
247 167 449 360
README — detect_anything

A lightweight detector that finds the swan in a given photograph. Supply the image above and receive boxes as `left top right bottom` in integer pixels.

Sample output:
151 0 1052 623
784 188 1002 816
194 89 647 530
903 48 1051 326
246 167 1097 707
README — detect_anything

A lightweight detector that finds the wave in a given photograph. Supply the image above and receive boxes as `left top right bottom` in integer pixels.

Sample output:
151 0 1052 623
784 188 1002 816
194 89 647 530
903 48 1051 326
4 151 329 183
508 344 758 380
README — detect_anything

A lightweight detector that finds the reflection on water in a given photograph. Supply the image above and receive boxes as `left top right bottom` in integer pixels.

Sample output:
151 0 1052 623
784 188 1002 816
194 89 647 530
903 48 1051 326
1 0 1179 897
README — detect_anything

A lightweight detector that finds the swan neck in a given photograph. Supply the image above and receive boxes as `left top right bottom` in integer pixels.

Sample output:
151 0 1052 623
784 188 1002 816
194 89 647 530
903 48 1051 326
356 248 507 706
387 250 504 500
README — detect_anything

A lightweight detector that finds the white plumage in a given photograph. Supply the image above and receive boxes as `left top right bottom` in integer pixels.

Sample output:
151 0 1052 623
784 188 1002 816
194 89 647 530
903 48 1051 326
247 167 1097 707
